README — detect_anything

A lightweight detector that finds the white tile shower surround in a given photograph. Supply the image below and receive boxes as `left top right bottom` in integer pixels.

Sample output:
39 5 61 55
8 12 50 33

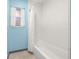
9 51 36 59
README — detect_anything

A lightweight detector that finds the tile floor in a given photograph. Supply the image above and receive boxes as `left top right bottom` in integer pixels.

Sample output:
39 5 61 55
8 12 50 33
9 51 36 59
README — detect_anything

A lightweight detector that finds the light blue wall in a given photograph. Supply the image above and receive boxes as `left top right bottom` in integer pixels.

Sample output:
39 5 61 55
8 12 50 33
8 0 28 53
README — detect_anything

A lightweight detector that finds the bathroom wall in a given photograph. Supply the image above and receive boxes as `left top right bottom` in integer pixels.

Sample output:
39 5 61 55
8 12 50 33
28 6 35 51
28 2 43 51
7 0 28 52
34 0 70 59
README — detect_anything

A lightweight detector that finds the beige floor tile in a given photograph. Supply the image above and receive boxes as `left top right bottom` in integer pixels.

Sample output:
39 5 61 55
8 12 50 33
9 51 36 59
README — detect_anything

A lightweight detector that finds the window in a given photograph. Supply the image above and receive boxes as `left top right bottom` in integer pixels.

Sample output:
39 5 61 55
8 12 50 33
11 7 25 27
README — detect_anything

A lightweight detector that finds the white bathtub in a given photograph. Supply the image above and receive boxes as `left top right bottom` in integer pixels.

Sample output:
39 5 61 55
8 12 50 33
33 45 70 59
33 46 50 59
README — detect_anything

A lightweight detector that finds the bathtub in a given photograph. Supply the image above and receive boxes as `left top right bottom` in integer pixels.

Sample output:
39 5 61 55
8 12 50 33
33 46 50 59
33 45 70 59
33 46 60 59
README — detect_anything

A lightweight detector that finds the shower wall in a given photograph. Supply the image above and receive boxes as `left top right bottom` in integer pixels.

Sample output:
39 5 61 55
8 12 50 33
34 0 70 59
